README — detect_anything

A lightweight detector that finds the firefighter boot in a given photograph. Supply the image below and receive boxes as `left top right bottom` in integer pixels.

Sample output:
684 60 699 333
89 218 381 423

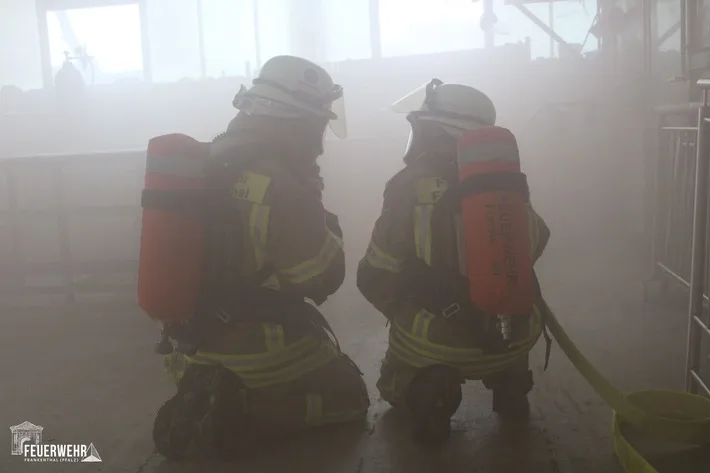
406 365 463 446
153 364 249 461
487 368 533 420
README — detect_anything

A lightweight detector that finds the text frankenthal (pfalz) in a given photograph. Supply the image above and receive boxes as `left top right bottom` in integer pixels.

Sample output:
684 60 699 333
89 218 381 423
10 421 102 463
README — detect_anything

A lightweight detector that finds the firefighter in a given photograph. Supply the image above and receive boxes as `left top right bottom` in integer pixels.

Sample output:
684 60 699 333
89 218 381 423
357 80 550 445
153 55 369 461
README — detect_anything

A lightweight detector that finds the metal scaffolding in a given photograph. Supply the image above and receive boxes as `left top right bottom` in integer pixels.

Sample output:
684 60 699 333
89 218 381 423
646 2 710 396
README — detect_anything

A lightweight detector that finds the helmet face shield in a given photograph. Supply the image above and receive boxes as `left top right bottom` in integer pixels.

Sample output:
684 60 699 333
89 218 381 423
404 129 414 154
327 93 347 138
391 83 429 114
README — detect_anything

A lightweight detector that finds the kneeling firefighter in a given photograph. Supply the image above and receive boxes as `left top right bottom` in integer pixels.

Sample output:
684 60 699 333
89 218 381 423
138 55 369 461
357 79 551 445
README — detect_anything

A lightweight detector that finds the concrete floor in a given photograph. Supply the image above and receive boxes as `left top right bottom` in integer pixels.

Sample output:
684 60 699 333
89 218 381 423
2 242 709 473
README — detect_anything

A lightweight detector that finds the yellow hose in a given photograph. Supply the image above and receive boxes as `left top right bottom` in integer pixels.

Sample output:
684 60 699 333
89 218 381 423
541 298 710 472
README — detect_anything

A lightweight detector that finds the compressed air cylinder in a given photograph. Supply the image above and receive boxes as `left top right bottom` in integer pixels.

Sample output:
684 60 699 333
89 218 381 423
138 134 209 322
456 126 534 316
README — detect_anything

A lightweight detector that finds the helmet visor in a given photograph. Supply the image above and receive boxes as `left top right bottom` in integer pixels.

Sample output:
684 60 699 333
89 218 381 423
327 93 347 138
405 129 414 154
391 82 430 114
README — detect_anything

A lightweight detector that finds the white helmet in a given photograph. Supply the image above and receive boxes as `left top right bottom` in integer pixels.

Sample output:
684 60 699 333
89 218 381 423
232 55 347 138
392 79 496 138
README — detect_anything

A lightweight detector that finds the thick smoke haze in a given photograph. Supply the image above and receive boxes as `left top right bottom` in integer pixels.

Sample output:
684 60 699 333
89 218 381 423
1 1 708 472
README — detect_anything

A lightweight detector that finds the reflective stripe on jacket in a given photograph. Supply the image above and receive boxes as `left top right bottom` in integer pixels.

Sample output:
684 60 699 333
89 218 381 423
229 160 345 298
164 323 340 389
387 305 543 379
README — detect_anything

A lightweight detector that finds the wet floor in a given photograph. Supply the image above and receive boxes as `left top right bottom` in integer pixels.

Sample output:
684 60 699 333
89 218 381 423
1 241 708 473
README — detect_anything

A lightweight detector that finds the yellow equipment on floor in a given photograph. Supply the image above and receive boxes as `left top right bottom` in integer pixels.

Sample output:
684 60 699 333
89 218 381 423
542 298 710 473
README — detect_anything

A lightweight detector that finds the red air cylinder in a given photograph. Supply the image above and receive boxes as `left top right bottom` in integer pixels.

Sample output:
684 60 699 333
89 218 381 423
456 126 534 316
138 134 210 322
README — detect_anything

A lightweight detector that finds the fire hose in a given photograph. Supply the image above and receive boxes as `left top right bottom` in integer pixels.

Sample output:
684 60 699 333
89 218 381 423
541 298 710 473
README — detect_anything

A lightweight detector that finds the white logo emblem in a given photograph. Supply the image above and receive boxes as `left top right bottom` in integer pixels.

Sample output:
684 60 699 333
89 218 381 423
10 421 102 463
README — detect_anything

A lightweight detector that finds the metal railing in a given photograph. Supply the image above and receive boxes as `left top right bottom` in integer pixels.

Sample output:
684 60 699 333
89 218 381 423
0 150 145 308
685 80 710 395
647 79 710 396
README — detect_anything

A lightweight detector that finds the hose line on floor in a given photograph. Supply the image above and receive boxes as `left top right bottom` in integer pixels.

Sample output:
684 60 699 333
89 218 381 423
541 298 710 473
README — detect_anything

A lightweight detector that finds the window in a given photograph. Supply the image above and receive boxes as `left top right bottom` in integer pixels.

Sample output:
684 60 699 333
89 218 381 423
200 0 371 76
253 0 293 65
379 0 485 57
320 0 372 62
145 0 290 81
143 0 201 82
46 3 144 85
200 0 257 78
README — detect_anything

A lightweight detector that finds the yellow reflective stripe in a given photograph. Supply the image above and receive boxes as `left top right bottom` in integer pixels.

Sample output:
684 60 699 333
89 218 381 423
391 327 483 364
186 334 320 372
414 205 433 265
262 273 280 290
365 241 404 273
388 306 543 379
280 230 343 284
389 330 535 378
398 306 542 362
305 394 324 426
163 352 186 384
186 341 339 389
231 171 271 204
263 323 286 351
389 340 510 377
249 203 271 270
415 177 448 204
236 343 338 388
411 310 434 339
